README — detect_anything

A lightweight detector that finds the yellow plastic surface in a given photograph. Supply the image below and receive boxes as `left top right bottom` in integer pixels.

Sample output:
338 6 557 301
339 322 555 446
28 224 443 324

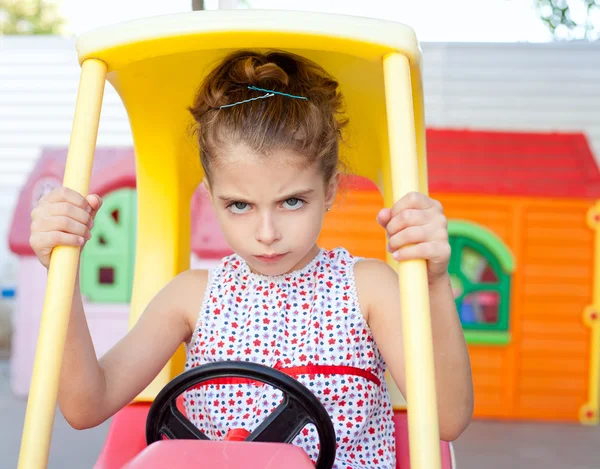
17 59 107 469
383 53 441 469
581 201 600 425
76 10 421 69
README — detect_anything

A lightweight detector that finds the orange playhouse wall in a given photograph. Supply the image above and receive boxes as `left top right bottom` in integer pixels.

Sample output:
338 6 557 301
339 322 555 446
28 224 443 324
429 193 595 422
317 182 596 423
318 186 387 261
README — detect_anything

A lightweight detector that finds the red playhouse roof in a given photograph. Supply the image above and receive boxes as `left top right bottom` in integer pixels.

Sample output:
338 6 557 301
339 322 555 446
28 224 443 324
8 129 600 257
426 129 600 198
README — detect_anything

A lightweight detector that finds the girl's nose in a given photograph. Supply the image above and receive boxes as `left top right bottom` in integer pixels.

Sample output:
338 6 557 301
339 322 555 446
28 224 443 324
255 212 281 245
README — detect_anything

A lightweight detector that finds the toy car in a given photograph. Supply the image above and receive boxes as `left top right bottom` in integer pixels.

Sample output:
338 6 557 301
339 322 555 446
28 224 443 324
17 10 455 469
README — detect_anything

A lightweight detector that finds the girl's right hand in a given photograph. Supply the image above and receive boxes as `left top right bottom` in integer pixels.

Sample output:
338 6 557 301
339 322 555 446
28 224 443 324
29 187 103 268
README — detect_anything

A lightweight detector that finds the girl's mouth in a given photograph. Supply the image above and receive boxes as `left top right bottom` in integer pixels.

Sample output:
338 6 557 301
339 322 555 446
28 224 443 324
254 253 287 263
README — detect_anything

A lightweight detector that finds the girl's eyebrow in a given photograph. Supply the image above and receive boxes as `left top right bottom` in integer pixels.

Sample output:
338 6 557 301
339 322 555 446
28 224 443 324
279 189 315 200
218 189 315 203
218 194 249 203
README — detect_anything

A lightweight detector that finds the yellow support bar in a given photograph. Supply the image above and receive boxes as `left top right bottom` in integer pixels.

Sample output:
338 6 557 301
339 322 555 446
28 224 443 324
17 58 107 469
383 52 441 469
580 201 600 425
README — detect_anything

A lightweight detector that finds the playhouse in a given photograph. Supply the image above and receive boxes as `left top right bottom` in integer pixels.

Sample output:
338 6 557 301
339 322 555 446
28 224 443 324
427 128 600 425
8 147 137 396
8 128 600 424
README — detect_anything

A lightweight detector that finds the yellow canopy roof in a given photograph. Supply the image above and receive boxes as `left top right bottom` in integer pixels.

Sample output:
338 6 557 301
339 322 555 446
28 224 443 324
75 10 425 191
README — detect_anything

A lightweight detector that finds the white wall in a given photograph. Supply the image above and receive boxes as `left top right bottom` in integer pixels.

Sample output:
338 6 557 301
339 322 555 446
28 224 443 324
421 41 600 148
2 37 600 286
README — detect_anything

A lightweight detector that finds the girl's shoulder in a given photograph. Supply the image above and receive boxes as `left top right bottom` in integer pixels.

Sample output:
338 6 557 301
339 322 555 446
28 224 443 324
172 268 210 288
166 269 211 336
353 256 394 275
352 256 400 323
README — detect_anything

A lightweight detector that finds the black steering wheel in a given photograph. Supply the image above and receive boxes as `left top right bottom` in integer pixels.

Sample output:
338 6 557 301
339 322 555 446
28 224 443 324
146 361 337 469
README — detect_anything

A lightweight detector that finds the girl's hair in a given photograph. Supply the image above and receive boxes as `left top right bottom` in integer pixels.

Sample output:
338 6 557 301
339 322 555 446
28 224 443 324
189 50 347 183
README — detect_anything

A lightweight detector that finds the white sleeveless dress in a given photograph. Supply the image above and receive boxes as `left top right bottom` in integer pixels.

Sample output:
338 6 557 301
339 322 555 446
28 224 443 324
183 247 396 468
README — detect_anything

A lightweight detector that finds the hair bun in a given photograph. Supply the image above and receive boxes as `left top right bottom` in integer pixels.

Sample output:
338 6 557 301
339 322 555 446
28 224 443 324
229 56 289 88
190 49 347 185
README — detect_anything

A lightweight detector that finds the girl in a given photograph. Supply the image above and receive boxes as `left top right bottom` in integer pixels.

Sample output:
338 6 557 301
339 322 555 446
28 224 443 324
29 50 473 468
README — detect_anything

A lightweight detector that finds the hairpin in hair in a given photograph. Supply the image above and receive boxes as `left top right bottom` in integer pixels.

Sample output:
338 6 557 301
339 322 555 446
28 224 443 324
220 85 308 109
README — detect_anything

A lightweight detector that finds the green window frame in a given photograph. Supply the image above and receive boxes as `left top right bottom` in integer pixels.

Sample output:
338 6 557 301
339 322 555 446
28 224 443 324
448 220 515 346
80 188 137 303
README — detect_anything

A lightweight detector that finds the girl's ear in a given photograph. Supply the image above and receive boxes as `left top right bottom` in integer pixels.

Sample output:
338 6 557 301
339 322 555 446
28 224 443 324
324 170 340 210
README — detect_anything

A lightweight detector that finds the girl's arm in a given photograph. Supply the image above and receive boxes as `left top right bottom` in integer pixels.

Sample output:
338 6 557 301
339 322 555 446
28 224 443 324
356 260 473 441
59 268 207 429
30 187 208 429
358 191 474 441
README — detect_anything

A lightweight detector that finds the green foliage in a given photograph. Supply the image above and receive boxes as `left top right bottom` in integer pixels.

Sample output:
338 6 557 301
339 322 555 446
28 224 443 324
0 0 64 35
535 0 600 40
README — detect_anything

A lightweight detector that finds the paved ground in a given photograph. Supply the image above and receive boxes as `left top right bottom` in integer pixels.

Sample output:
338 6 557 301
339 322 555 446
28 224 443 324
453 418 600 469
0 361 110 469
0 302 12 360
1 359 599 468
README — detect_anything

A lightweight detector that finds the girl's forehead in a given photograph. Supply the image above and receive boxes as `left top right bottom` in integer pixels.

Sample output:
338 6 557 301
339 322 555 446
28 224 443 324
217 144 310 169
210 146 323 192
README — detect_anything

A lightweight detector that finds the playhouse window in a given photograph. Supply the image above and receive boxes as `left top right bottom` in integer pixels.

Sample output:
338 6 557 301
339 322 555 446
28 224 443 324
448 221 515 346
80 189 137 303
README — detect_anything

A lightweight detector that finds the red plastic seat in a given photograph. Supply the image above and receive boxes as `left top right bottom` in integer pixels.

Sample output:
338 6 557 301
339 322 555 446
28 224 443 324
122 440 316 469
95 405 454 469
94 403 151 469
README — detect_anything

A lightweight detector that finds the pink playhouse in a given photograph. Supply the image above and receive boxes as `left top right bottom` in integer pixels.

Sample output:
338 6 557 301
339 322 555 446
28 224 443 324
7 147 232 397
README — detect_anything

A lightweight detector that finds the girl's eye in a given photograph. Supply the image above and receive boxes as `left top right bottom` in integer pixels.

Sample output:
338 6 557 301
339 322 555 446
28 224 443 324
283 198 304 210
228 202 250 214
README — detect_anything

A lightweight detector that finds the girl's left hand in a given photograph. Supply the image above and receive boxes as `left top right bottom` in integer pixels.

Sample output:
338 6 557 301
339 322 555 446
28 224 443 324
376 191 450 283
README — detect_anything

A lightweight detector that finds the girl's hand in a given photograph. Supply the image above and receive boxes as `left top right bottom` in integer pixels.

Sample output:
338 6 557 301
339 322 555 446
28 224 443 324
376 191 450 283
29 187 103 269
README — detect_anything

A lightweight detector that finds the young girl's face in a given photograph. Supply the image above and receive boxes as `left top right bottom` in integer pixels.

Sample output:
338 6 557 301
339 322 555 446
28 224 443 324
208 144 337 276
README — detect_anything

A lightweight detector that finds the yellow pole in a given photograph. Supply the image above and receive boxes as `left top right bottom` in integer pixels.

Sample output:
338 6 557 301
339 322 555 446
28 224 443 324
17 59 107 469
383 52 441 469
580 201 600 424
